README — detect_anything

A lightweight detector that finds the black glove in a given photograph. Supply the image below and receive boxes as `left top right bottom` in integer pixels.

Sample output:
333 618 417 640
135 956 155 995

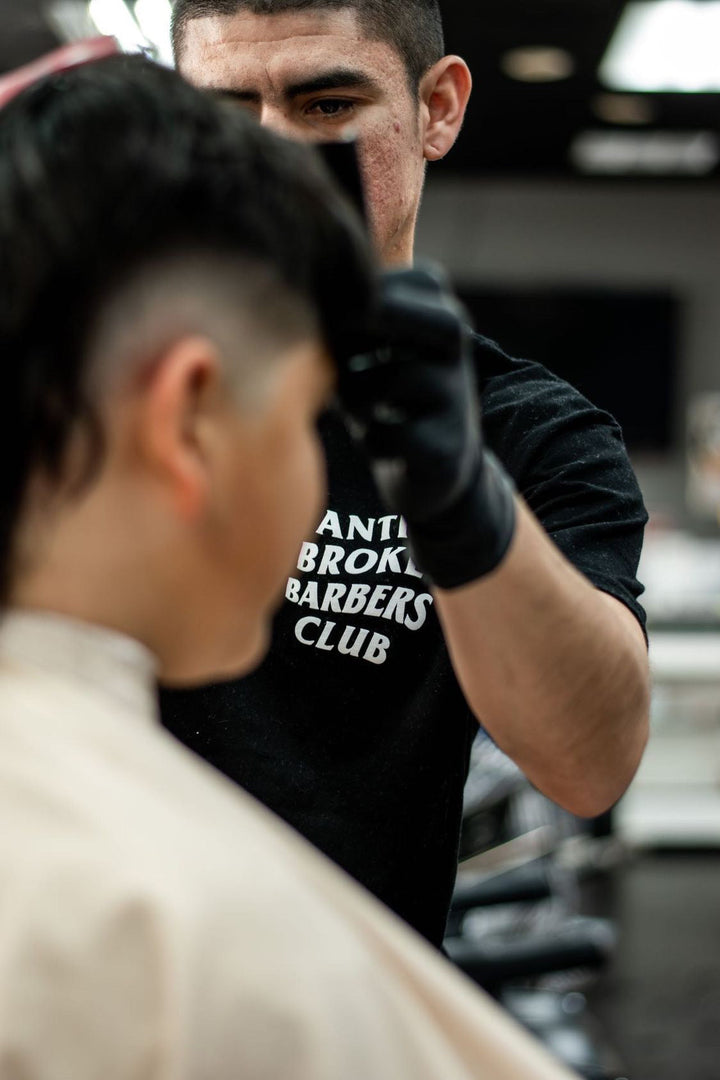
338 265 517 590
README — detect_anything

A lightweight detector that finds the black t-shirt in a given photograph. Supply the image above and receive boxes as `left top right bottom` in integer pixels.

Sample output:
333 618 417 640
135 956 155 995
160 336 648 946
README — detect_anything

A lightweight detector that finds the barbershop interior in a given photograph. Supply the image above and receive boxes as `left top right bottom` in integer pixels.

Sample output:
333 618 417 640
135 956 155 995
419 5 720 1077
0 1 719 1079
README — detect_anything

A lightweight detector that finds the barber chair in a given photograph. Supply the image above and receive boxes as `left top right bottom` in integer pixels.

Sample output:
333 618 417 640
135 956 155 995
445 735 628 1080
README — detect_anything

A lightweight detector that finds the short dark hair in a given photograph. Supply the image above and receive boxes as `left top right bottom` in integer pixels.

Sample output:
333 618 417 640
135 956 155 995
0 55 374 603
171 0 445 92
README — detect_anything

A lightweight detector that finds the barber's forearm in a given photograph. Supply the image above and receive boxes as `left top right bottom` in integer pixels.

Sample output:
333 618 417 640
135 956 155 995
434 498 650 819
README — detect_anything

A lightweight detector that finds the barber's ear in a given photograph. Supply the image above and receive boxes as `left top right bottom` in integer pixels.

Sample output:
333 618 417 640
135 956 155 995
135 336 222 520
420 56 472 162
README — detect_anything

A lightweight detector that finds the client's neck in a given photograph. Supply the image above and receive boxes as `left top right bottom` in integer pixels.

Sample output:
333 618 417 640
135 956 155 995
13 482 166 661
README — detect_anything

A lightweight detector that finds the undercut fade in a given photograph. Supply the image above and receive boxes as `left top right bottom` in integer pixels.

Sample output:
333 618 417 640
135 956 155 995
0 55 374 605
171 0 445 92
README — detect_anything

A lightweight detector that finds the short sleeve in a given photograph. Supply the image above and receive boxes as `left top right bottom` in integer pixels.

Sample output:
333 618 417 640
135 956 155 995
0 852 168 1080
476 336 649 636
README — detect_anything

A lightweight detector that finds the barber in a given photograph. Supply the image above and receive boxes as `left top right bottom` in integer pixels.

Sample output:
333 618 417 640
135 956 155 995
162 0 650 947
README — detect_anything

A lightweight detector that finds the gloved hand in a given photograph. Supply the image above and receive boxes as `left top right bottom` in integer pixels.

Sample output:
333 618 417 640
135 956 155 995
338 265 517 590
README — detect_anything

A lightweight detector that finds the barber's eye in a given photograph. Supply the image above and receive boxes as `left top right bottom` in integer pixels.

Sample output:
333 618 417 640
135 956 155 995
308 99 355 118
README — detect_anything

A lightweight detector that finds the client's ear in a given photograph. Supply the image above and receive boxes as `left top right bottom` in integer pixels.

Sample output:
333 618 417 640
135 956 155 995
133 335 222 520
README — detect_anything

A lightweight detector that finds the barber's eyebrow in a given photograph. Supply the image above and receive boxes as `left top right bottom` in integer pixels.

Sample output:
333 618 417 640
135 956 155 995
212 69 382 106
284 70 382 98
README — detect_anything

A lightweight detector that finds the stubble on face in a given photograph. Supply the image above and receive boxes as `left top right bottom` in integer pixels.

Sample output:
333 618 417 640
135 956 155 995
177 9 427 265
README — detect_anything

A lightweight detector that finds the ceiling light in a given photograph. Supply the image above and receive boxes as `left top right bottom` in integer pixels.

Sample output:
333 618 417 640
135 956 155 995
134 0 173 67
600 1 720 93
571 130 719 175
592 93 656 125
501 47 575 83
88 0 148 52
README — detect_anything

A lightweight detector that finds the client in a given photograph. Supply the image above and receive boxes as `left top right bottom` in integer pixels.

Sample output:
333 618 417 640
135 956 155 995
0 54 571 1079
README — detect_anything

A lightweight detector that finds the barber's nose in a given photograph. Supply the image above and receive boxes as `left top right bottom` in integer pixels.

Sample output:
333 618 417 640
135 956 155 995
259 105 325 143
260 105 308 141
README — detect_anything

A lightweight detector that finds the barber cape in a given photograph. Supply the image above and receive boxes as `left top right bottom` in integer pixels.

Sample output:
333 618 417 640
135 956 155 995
0 611 571 1080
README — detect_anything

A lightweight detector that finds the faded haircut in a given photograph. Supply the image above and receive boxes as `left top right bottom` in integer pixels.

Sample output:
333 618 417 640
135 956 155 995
0 54 374 603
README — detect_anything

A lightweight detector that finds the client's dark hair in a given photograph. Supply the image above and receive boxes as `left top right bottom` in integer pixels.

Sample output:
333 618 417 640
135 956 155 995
171 0 445 93
0 54 374 604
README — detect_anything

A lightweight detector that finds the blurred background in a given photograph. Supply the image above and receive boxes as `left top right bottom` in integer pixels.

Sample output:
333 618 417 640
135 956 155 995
419 0 720 852
1 2 719 1078
422 9 720 1076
